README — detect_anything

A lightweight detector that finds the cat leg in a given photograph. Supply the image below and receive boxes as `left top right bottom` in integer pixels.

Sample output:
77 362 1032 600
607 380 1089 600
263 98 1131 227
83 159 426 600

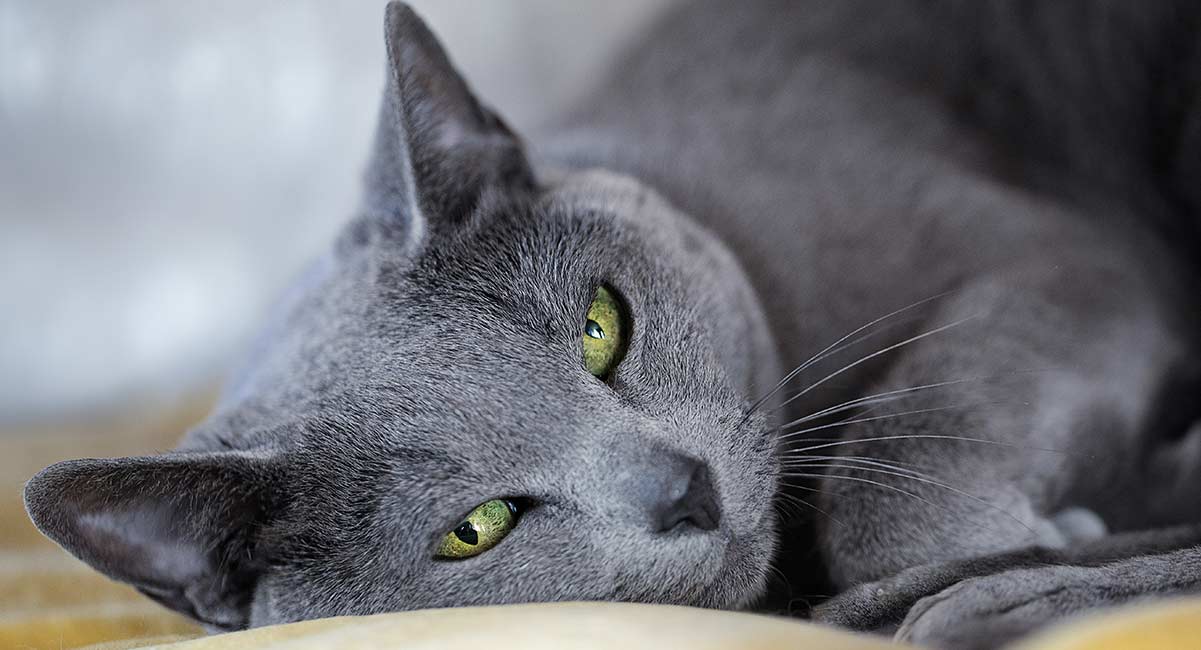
805 251 1198 629
816 524 1201 631
894 540 1201 650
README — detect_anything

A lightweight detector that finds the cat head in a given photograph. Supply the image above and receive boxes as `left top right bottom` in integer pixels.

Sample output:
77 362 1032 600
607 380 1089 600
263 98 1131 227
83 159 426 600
24 2 782 629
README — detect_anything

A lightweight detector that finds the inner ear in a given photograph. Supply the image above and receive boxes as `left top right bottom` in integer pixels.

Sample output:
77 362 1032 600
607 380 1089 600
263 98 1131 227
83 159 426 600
364 2 536 233
23 451 283 631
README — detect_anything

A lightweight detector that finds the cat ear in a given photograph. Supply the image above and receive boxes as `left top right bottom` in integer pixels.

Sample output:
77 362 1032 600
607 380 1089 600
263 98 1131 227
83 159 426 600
365 2 536 233
23 451 282 631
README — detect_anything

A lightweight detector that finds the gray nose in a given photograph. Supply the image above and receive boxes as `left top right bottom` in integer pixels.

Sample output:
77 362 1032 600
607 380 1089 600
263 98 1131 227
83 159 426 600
633 452 721 532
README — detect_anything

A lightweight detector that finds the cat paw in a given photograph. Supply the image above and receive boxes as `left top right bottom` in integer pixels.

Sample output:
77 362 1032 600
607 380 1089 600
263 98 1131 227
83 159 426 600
1050 507 1107 543
894 565 1099 650
812 571 925 631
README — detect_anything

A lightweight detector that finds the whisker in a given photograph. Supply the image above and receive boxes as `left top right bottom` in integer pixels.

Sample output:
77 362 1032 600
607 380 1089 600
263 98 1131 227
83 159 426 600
779 402 998 440
766 564 792 592
778 493 823 521
785 377 987 426
781 472 940 511
777 477 876 506
789 462 956 495
780 474 1029 537
772 497 806 520
783 452 933 467
834 402 890 420
781 454 942 480
783 368 1059 426
778 479 845 496
789 433 1072 456
813 401 897 428
783 462 1035 534
776 396 919 453
766 316 925 399
785 436 841 442
776 491 845 527
774 315 979 414
743 290 958 420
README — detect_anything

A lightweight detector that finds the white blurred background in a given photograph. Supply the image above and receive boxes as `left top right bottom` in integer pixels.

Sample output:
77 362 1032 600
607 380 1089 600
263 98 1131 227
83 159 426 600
0 0 677 427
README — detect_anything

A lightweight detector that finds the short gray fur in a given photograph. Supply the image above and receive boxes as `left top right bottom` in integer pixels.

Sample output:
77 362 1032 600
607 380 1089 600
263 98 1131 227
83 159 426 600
23 2 1201 648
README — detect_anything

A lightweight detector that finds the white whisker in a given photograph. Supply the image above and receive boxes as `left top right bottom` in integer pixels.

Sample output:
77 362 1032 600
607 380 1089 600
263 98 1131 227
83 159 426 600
779 402 996 440
776 491 845 527
789 433 1071 455
783 462 1035 534
781 454 940 480
785 377 986 426
780 473 1028 537
775 315 979 414
743 290 958 419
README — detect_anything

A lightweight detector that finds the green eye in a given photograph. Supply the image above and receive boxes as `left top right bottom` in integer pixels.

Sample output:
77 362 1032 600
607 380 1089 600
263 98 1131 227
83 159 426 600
435 499 518 559
582 286 628 378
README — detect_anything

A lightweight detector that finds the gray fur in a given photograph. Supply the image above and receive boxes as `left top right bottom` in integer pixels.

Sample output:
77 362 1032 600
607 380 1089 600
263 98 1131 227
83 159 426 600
23 1 1201 647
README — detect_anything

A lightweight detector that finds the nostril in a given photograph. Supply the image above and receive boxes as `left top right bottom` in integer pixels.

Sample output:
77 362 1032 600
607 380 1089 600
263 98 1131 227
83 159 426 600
651 457 721 533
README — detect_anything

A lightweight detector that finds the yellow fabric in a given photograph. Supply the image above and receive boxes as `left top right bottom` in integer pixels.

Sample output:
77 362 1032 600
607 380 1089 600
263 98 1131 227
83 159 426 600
1 404 209 650
133 603 904 650
3 399 1200 649
1015 599 1201 650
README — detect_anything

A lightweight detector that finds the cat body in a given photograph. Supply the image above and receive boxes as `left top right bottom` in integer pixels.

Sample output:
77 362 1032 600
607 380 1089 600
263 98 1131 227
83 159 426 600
26 2 1201 648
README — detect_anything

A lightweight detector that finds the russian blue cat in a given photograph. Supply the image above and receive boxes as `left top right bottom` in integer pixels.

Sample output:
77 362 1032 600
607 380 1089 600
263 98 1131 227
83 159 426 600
25 2 1201 648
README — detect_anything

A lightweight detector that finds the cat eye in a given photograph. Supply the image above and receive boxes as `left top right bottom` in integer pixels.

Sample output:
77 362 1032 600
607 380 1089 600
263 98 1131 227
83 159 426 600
435 499 520 559
582 285 629 379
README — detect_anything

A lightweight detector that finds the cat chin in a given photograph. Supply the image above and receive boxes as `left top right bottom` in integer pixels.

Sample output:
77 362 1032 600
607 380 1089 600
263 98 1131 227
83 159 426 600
699 541 776 611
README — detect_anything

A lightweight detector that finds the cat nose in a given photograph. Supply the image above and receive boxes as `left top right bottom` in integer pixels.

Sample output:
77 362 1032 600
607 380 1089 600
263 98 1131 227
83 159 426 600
634 452 721 533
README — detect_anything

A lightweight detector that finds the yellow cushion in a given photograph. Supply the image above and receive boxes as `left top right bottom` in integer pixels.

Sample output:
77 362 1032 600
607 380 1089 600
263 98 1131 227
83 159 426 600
132 603 901 650
1015 598 1201 650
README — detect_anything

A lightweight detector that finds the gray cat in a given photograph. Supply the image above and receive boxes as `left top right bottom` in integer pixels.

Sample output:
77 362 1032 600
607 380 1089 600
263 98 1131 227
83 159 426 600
24 2 1201 648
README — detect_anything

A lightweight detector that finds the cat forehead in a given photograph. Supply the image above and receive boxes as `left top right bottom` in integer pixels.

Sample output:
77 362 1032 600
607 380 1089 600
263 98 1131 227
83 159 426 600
362 202 681 329
416 182 721 309
541 168 664 213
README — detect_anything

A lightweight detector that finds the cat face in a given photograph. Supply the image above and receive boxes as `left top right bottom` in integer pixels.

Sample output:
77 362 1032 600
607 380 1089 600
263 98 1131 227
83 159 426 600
23 2 781 630
240 168 781 623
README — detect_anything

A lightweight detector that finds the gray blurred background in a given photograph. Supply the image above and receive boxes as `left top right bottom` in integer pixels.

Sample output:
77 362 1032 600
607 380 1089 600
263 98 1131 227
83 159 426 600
0 0 678 427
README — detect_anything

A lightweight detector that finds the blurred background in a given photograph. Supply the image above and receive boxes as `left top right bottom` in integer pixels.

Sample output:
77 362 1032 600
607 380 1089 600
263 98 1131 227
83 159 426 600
0 0 678 431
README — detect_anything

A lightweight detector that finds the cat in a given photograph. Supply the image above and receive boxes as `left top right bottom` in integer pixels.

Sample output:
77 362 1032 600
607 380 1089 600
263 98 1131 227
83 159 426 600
24 1 1201 648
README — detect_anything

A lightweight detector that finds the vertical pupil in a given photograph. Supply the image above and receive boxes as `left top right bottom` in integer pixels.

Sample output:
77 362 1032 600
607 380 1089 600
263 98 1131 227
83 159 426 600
585 320 606 339
454 522 479 545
